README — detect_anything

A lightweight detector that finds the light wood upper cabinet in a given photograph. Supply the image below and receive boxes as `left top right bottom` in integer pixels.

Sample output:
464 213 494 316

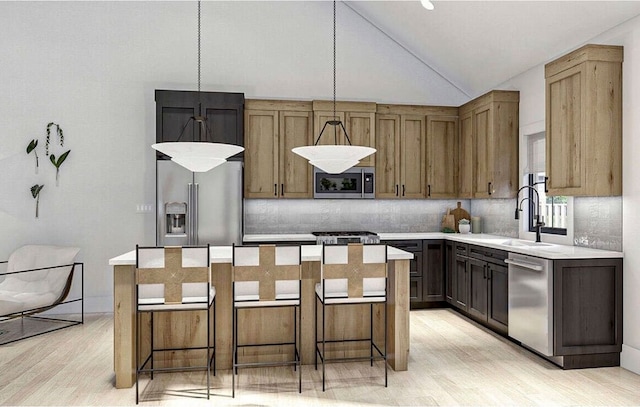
401 115 427 198
545 44 623 197
244 109 278 198
375 108 426 199
375 114 401 198
458 111 474 198
279 110 314 198
426 115 458 199
459 91 519 199
244 100 313 199
313 101 377 167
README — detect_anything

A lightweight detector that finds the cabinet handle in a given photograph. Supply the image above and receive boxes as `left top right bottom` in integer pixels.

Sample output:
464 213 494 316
427 184 431 197
544 176 549 193
402 185 406 197
395 184 399 196
274 184 278 197
483 265 487 279
488 182 492 195
281 184 284 196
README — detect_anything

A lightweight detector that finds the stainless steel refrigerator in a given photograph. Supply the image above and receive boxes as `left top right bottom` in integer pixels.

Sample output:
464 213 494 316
156 160 243 246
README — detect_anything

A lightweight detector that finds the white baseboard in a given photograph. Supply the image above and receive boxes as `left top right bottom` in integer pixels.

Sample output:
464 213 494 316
84 295 113 313
621 344 640 375
38 295 113 316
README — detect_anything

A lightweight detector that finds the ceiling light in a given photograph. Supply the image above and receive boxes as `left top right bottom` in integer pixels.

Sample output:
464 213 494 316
151 1 244 172
421 0 434 11
152 142 243 172
291 0 375 175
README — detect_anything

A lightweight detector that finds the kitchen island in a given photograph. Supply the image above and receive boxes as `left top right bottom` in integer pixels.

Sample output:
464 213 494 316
108 245 413 389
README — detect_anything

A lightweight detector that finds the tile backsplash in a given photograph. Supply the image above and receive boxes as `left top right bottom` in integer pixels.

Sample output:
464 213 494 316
469 199 519 238
245 197 622 251
244 199 471 234
573 196 622 251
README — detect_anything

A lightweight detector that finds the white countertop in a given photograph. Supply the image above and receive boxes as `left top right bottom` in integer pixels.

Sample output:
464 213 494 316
109 244 413 266
243 234 316 242
243 233 623 260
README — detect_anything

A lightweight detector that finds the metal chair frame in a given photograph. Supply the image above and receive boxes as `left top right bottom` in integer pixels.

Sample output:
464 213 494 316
231 244 302 397
314 243 388 391
135 244 215 404
0 261 84 345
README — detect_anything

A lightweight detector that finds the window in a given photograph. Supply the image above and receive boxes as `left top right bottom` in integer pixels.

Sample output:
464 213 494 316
525 132 567 236
527 173 567 235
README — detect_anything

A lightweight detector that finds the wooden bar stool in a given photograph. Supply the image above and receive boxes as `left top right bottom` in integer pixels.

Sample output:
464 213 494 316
135 245 215 403
315 243 388 391
231 244 302 397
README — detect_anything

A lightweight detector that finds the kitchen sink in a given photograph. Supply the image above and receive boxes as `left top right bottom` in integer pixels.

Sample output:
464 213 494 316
500 239 555 248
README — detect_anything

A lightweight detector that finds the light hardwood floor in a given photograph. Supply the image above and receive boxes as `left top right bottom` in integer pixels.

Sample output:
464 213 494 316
1 309 639 406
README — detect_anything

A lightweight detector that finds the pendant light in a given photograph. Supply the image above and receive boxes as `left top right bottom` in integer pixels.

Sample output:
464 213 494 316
292 1 375 174
152 1 243 172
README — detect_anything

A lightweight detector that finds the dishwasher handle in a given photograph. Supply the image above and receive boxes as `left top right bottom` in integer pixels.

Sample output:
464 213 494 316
504 258 543 271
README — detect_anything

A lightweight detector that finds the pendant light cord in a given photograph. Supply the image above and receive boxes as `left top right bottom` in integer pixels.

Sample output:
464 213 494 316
333 0 337 144
198 0 201 93
333 0 336 121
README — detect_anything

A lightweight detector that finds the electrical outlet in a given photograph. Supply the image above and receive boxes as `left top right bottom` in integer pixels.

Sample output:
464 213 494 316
136 204 153 214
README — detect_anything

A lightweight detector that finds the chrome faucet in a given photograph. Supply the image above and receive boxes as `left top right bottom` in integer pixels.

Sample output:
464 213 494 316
515 185 545 243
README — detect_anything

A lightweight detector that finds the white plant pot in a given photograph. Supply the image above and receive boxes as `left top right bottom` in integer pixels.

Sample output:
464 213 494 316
459 224 471 234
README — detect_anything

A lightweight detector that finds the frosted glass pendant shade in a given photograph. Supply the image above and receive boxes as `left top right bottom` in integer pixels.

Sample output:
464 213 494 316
171 156 226 172
309 159 360 174
152 142 244 172
292 145 376 174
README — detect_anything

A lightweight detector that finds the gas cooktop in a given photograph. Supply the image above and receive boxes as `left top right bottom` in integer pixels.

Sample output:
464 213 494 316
312 231 380 244
312 231 377 237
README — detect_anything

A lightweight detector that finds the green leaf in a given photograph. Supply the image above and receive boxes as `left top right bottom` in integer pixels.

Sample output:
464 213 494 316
57 150 70 166
26 139 38 154
49 149 70 168
30 184 44 198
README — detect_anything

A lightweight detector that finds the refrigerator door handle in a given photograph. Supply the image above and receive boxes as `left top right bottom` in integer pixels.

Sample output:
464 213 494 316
187 183 193 245
193 183 199 245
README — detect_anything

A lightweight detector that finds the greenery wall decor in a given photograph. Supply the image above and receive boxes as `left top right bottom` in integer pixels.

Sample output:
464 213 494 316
26 139 39 174
25 121 70 218
50 150 70 185
45 122 64 156
31 184 44 218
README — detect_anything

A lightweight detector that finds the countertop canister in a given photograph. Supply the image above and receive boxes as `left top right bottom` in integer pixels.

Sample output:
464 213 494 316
471 216 482 234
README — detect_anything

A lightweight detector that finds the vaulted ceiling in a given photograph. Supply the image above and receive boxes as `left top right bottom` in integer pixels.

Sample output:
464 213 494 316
345 1 640 98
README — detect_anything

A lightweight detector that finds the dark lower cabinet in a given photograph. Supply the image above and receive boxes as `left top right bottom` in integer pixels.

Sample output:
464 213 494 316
445 242 454 303
423 241 445 302
383 240 423 306
383 239 443 307
553 258 623 367
453 243 469 312
468 257 488 319
487 262 508 333
445 242 508 335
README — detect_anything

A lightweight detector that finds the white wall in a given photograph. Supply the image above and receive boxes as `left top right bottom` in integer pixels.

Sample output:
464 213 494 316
0 2 467 312
496 15 640 374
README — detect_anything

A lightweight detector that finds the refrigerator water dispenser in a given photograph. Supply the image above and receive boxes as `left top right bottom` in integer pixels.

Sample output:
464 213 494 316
165 202 187 235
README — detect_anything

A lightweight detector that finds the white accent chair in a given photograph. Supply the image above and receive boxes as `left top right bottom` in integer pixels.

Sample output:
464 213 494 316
0 245 82 345
135 245 215 403
315 243 388 391
231 244 302 397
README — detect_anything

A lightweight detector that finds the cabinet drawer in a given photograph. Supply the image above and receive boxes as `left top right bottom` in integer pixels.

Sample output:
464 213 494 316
383 240 423 277
468 244 507 264
454 242 468 256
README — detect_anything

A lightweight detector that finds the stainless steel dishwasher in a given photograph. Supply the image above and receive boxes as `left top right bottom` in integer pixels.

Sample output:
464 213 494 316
505 253 554 356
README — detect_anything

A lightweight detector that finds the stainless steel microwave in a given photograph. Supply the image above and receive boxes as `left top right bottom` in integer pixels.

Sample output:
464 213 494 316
313 167 375 199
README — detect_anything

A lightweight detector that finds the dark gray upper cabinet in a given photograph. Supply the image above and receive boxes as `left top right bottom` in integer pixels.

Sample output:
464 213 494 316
155 90 244 159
